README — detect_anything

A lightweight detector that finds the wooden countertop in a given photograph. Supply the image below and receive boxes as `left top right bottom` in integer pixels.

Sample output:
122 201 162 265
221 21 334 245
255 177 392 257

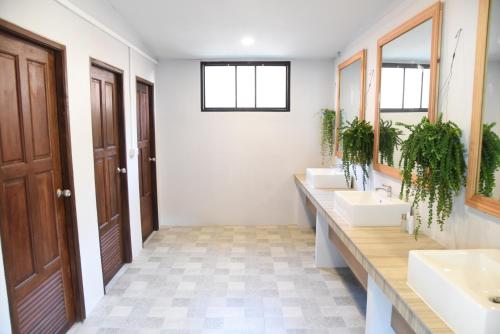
294 174 453 334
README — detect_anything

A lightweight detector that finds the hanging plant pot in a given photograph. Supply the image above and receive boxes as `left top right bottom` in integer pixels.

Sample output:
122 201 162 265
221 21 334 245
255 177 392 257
379 119 403 167
340 117 374 190
399 114 466 237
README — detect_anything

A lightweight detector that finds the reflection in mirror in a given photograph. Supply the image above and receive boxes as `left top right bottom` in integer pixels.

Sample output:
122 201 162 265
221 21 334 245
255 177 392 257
378 19 432 167
374 3 441 180
478 0 500 200
336 50 366 157
466 0 500 217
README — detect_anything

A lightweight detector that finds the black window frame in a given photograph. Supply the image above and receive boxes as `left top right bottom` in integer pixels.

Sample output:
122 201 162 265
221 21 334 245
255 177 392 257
380 62 430 113
201 61 291 112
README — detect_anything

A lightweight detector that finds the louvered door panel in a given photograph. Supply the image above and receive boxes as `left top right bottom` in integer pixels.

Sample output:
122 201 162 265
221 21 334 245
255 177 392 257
0 30 75 334
90 65 125 286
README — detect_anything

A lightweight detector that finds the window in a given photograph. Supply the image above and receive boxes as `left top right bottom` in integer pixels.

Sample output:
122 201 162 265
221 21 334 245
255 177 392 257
380 63 430 112
201 61 290 111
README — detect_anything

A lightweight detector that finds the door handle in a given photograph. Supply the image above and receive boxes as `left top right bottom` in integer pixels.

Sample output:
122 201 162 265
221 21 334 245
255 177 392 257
116 167 127 174
148 157 156 162
56 189 72 198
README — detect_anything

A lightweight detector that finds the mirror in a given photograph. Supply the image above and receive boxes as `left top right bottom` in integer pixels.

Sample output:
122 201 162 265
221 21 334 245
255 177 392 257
373 4 442 179
466 0 500 217
335 50 366 157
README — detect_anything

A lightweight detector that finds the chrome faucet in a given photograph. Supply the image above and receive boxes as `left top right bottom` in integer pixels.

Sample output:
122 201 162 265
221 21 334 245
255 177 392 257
375 184 392 198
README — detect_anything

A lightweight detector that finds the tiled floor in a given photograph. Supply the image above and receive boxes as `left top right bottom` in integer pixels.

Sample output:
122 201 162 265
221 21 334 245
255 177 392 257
75 225 366 334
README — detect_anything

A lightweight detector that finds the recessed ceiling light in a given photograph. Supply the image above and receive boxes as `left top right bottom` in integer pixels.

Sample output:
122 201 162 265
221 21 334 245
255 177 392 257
241 36 255 46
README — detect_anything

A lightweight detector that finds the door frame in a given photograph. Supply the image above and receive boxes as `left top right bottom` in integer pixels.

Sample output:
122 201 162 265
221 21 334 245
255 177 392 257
136 77 159 237
89 58 133 271
0 18 86 323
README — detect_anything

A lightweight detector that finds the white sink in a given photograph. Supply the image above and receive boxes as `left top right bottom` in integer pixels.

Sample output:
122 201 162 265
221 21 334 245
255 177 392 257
332 191 410 226
305 168 348 189
408 249 500 334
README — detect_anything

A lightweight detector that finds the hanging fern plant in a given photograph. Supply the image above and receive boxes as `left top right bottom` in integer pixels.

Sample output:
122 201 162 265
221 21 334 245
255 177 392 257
341 117 374 190
320 109 336 165
379 119 403 167
399 114 466 237
478 123 500 197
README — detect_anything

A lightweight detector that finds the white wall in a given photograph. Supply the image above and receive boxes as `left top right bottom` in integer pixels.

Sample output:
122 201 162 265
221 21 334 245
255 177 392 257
0 0 156 331
156 59 334 227
334 0 500 248
64 0 154 56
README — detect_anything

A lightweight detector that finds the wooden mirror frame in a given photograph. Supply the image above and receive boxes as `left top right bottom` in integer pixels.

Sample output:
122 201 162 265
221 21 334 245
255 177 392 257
373 3 442 179
335 49 367 158
465 0 500 217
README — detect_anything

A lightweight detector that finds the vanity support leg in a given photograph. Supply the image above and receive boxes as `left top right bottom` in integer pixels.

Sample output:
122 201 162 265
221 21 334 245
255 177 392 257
315 212 347 268
366 276 395 334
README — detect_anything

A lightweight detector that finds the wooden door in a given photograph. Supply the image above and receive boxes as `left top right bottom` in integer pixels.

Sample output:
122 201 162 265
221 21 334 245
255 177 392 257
137 81 158 241
90 64 127 285
0 31 76 333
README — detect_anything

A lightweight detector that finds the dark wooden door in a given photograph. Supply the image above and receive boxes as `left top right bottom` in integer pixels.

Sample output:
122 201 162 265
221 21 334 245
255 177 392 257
90 65 126 285
0 31 76 333
137 81 157 241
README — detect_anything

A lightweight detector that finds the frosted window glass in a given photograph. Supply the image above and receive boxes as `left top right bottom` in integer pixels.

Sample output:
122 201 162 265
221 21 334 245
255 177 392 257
205 66 235 108
380 67 404 109
421 68 430 108
236 66 255 108
403 68 423 109
256 66 287 108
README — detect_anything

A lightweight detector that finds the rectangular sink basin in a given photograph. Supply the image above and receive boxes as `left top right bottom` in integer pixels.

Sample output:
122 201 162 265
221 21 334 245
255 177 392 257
332 191 410 226
408 249 500 334
305 168 348 189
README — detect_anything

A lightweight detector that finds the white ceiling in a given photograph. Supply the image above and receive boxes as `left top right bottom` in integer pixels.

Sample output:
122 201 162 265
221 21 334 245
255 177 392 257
107 0 398 59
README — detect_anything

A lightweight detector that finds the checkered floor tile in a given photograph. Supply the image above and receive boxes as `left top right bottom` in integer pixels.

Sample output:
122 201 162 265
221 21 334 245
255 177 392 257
73 225 366 334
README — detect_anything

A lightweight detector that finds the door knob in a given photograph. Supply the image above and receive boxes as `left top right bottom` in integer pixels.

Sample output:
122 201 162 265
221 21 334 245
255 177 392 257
148 157 156 162
56 189 72 198
116 167 127 174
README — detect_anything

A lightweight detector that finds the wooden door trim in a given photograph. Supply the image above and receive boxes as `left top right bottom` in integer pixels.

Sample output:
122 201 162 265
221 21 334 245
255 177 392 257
0 18 65 51
0 19 86 324
136 76 154 87
90 57 124 74
90 59 133 267
136 76 159 233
